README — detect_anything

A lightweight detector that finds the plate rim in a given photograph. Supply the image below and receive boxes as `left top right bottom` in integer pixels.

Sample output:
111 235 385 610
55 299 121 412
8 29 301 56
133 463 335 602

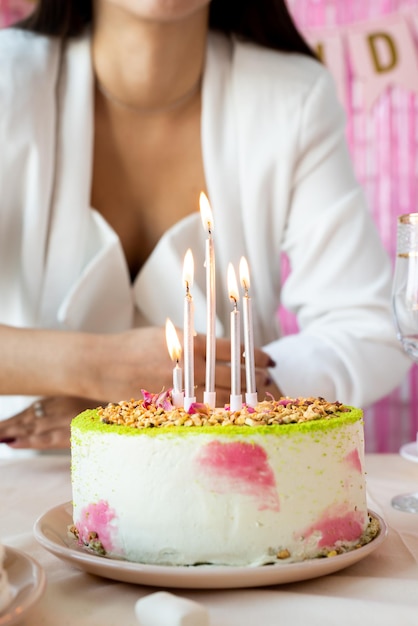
0 546 46 626
34 501 387 589
400 441 418 463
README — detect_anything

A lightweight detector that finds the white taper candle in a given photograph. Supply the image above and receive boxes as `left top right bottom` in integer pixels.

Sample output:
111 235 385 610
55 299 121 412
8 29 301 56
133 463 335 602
165 318 184 408
200 192 216 408
228 263 242 412
183 250 196 411
239 257 258 407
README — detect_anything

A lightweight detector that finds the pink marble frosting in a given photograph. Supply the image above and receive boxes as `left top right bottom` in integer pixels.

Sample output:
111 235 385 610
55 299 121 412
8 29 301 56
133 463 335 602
195 440 280 512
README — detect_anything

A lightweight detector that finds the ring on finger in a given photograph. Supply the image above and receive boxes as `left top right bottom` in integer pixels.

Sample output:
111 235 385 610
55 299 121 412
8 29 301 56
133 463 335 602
33 400 45 419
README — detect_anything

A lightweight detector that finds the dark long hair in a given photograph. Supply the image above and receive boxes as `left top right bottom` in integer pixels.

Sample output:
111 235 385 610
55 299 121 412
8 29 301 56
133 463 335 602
17 1 316 59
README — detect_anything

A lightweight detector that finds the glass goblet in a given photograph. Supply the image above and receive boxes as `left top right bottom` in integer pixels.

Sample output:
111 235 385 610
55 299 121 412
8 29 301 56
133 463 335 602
391 212 418 512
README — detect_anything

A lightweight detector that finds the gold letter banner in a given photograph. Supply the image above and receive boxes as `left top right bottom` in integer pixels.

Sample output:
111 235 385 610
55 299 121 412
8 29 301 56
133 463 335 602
306 11 418 111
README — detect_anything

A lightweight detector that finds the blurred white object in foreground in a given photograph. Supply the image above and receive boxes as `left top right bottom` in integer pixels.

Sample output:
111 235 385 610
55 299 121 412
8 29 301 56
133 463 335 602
135 591 209 626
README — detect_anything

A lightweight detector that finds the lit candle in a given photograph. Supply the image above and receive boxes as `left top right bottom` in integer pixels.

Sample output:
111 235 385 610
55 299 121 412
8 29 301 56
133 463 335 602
165 318 184 408
200 191 216 408
228 263 242 412
183 249 196 411
239 256 258 407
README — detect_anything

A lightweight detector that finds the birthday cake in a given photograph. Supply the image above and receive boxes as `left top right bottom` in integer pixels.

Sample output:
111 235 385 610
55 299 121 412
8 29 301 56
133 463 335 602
70 393 375 567
0 543 11 613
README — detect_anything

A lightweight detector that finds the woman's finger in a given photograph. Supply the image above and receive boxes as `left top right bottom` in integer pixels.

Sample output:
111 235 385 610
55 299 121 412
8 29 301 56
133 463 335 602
0 410 38 440
3 396 101 450
9 428 70 450
253 348 276 369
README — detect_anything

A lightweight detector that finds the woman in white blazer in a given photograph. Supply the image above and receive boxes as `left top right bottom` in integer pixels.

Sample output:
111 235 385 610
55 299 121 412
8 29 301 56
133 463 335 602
0 0 411 450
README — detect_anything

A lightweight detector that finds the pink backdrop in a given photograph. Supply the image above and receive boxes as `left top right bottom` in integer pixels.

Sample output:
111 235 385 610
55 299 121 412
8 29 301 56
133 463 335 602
2 0 417 452
0 0 31 27
286 0 418 452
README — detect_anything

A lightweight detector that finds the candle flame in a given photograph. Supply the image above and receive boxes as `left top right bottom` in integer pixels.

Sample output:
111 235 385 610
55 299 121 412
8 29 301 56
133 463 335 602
165 318 182 362
183 248 194 290
239 256 250 292
228 263 239 304
199 192 214 234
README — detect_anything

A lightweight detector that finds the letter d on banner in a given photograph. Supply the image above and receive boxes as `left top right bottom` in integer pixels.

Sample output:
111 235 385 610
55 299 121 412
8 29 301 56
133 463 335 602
367 32 397 73
347 15 418 110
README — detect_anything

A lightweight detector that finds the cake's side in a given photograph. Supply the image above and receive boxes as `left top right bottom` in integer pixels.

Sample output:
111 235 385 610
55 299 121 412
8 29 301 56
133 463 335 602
70 399 369 567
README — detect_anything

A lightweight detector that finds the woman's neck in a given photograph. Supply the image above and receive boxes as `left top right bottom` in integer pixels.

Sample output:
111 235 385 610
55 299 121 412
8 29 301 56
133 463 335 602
92 3 209 113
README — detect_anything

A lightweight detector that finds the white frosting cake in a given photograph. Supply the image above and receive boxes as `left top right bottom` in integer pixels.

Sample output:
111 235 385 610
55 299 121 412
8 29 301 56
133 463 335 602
70 395 372 567
0 543 11 613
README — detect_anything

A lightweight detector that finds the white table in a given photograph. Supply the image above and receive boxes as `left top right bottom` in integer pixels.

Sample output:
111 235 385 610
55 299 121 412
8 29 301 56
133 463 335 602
1 453 418 626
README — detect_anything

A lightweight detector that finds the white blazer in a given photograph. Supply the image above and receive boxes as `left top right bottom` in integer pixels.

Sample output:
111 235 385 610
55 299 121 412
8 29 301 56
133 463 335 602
0 27 410 419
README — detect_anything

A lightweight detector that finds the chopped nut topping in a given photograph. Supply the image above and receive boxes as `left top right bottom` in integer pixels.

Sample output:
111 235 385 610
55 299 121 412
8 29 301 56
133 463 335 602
97 396 349 430
326 550 338 557
68 525 106 556
277 549 291 559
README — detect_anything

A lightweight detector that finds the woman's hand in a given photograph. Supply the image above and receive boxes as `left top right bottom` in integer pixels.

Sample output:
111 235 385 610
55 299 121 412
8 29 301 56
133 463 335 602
88 327 281 407
0 324 282 406
194 334 281 406
0 396 101 450
0 325 282 450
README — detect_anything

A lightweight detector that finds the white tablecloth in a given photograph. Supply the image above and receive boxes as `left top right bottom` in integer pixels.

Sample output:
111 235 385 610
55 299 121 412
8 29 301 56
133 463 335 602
1 453 418 625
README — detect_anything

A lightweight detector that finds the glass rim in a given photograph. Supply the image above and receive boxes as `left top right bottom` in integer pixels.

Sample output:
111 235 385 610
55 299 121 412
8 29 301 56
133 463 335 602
398 213 418 224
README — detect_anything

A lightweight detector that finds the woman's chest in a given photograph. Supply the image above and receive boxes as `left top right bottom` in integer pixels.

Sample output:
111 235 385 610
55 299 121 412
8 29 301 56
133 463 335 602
90 105 207 278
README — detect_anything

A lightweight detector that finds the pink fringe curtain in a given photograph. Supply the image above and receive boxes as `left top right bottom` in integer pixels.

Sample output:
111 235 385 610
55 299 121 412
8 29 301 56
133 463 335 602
0 0 32 27
2 0 417 451
287 0 418 452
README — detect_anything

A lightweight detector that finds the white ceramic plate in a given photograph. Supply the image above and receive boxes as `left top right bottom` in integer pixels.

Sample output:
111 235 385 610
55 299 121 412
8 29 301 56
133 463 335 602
0 547 46 626
400 441 418 463
34 502 387 589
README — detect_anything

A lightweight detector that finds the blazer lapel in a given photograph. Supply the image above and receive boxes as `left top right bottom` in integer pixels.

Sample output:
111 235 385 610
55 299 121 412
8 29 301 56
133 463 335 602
39 33 134 332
